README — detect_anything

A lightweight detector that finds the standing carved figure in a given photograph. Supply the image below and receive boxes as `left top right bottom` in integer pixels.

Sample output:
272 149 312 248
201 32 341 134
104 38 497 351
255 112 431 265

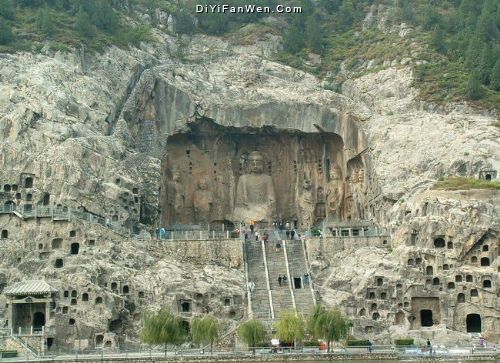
326 166 344 221
167 172 185 225
298 176 315 228
193 178 213 223
233 151 276 223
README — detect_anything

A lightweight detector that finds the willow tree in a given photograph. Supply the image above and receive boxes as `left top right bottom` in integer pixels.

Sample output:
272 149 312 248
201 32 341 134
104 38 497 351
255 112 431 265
191 315 219 353
142 307 185 355
238 319 267 354
308 305 350 352
274 310 305 348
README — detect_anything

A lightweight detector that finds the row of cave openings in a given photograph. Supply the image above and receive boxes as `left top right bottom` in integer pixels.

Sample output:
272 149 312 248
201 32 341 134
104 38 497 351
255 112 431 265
2 177 34 192
418 311 482 333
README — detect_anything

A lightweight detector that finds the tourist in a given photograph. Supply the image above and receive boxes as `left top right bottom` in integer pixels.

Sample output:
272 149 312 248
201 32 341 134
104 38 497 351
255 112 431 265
283 275 287 283
275 241 281 252
427 339 432 355
304 273 309 286
367 340 372 353
291 230 295 239
286 230 290 239
278 276 282 287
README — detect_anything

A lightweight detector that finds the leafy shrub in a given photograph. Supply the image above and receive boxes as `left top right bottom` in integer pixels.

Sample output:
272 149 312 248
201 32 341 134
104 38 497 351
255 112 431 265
394 338 414 346
346 339 369 346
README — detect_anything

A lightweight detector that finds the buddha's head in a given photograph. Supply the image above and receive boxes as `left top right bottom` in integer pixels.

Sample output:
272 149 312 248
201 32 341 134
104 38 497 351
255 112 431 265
198 178 208 190
248 151 264 174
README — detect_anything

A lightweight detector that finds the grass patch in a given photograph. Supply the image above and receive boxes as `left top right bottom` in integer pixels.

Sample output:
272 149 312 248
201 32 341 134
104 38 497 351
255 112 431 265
433 177 500 191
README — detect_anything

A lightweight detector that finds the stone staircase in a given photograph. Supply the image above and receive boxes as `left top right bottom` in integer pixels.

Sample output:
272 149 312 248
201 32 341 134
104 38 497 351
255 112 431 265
286 239 316 316
245 231 316 323
245 239 272 319
264 241 294 319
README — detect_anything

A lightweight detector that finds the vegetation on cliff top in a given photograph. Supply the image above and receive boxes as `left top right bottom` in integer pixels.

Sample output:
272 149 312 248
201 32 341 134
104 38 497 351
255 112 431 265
0 0 498 109
433 177 500 191
0 0 153 52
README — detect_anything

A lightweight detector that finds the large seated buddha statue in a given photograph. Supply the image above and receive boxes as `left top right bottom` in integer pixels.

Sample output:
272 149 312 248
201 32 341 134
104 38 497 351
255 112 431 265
233 151 276 223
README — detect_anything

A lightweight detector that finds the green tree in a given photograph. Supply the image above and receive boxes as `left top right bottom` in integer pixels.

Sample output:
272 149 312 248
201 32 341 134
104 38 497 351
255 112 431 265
308 306 350 352
490 60 500 91
35 5 56 36
191 315 219 353
274 310 305 348
75 6 94 38
430 26 446 53
465 39 484 68
305 14 323 53
0 18 14 45
399 0 415 23
283 23 305 54
475 0 498 41
465 72 484 100
175 9 194 35
142 307 186 354
0 0 15 20
238 319 266 354
478 45 494 84
337 0 355 31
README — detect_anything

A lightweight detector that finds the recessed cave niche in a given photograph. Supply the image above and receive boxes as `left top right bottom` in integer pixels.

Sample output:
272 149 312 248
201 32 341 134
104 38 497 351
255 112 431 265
160 120 367 228
411 297 440 329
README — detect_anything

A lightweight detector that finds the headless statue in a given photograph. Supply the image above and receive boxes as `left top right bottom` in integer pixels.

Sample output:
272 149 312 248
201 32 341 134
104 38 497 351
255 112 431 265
233 151 276 223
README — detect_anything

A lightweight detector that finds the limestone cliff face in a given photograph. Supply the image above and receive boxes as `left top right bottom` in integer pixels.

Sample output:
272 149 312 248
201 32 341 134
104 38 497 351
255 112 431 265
0 24 498 348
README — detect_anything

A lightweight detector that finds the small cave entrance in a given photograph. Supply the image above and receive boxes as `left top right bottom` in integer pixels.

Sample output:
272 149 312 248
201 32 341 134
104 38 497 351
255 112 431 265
1 230 8 239
466 314 481 333
480 257 490 266
70 243 79 255
433 237 445 248
52 238 62 249
122 285 129 294
483 280 491 288
96 334 104 347
180 301 191 313
420 310 433 327
55 258 63 268
42 193 50 206
33 312 45 330
109 319 123 333
24 177 33 188
457 293 465 303
485 174 492 181
426 266 433 275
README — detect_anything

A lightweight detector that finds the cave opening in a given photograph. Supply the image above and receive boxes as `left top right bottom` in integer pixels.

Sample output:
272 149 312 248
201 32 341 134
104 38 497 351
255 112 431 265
420 310 433 327
466 314 481 333
160 119 362 228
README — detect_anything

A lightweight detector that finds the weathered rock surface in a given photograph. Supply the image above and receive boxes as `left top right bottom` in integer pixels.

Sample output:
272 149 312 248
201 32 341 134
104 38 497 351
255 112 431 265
0 23 498 350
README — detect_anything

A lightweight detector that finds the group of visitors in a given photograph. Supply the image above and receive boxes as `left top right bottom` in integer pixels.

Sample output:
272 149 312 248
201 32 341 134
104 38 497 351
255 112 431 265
277 275 288 286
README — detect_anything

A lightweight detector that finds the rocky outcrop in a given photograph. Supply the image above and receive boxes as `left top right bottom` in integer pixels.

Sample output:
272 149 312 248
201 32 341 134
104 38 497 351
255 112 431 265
0 22 498 350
